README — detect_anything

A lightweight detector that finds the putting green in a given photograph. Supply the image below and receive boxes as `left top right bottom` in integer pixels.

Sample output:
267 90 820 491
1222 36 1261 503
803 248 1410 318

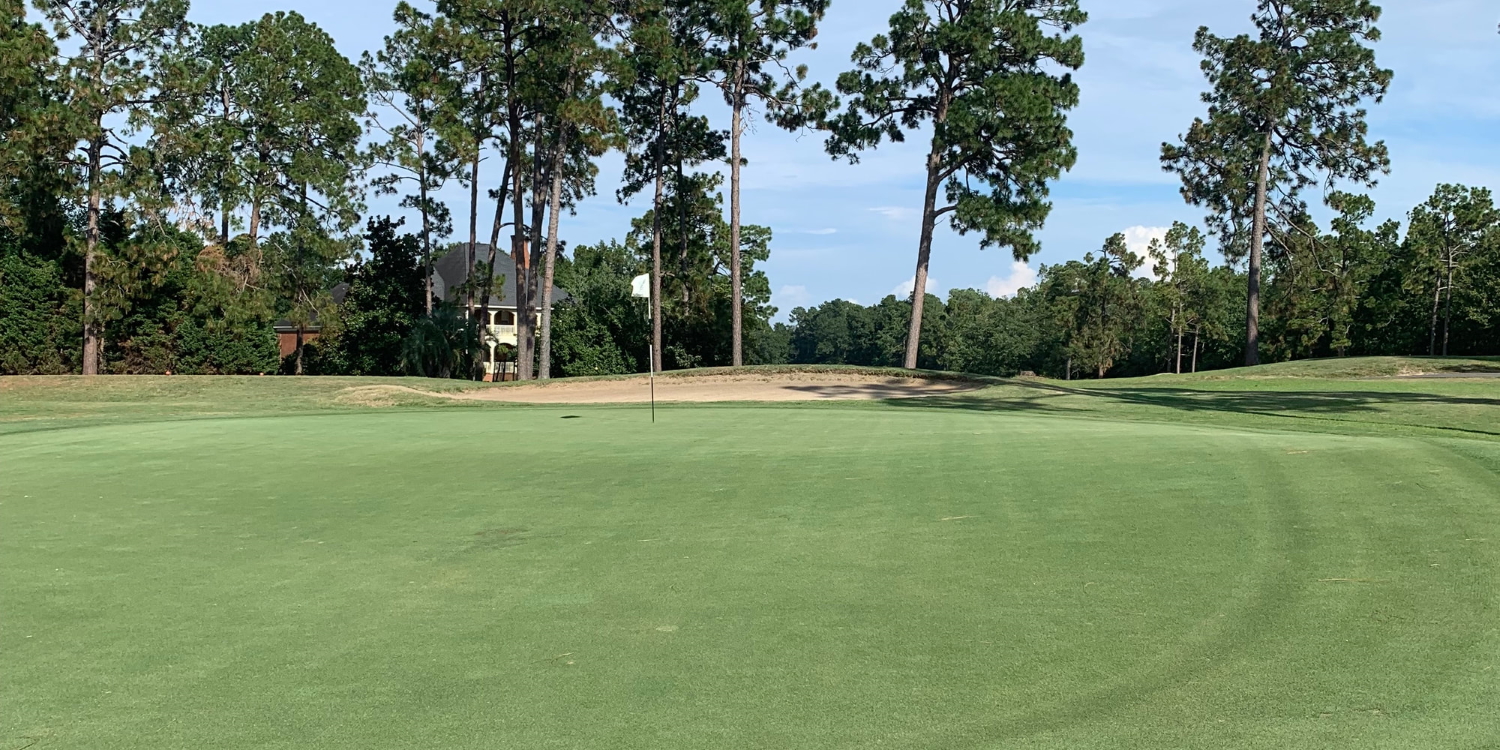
3 403 1497 748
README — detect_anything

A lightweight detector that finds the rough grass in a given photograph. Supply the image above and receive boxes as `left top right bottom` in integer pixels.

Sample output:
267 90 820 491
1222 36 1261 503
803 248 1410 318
2 359 1498 748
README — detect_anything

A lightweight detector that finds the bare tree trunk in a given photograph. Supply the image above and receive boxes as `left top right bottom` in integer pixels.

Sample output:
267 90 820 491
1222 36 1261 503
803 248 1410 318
466 146 480 323
539 129 569 380
675 92 689 304
1192 326 1201 373
82 135 102 376
220 197 231 247
1065 357 1072 381
248 198 261 247
1175 306 1184 375
420 150 433 315
1428 269 1442 356
509 188 525 379
650 94 667 375
1443 260 1455 357
904 148 943 370
489 159 511 250
218 87 233 247
650 182 665 374
488 156 514 377
520 117 547 380
498 14 530 380
295 326 305 376
1246 133 1272 367
729 64 745 368
509 110 529 380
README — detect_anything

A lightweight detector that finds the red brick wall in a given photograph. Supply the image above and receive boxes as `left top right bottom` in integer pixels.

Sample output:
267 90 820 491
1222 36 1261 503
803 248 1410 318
278 331 319 359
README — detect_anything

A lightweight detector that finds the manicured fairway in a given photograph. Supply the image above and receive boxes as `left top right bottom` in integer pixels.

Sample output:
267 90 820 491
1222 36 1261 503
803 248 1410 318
3 379 1499 748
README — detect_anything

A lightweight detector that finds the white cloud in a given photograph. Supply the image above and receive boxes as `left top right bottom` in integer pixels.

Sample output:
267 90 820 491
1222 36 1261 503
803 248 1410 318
777 285 812 308
986 261 1039 298
869 206 916 221
1122 226 1170 278
891 276 940 298
801 228 838 235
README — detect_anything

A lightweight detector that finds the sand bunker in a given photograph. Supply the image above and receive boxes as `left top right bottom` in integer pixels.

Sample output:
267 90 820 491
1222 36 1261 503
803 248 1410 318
389 372 990 404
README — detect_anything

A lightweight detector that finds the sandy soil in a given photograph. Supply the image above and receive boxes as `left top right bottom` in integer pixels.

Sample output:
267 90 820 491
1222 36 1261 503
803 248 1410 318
361 373 991 405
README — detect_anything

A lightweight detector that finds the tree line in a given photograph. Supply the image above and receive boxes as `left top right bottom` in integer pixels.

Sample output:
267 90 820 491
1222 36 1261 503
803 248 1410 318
1 0 1496 380
0 0 826 377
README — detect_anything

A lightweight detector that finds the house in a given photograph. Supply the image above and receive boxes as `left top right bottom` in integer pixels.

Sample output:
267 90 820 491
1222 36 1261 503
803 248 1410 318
432 244 571 381
274 282 350 359
273 244 570 380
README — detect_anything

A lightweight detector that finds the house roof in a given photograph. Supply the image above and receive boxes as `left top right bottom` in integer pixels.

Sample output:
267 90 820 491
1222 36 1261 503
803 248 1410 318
273 283 350 334
274 245 572 334
432 244 571 309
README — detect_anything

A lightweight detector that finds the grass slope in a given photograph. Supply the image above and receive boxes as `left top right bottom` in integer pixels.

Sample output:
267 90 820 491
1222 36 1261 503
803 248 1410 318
2 361 1498 748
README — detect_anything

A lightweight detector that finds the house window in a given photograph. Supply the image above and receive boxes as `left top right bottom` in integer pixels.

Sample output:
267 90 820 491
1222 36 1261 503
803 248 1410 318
498 310 516 326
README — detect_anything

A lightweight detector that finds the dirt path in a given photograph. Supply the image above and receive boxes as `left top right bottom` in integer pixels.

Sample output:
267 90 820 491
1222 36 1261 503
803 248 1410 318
347 373 990 405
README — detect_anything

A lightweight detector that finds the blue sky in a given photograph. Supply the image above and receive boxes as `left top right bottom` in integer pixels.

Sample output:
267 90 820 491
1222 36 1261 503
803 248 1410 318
190 0 1500 318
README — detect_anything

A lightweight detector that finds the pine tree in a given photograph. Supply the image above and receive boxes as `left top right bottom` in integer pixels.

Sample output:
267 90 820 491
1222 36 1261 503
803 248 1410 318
362 3 457 315
37 0 189 375
1405 185 1498 356
614 0 724 373
823 0 1087 370
1163 0 1392 366
701 0 827 367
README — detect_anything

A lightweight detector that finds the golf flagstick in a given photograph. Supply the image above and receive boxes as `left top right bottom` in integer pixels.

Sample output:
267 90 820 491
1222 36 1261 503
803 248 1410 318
631 273 655 424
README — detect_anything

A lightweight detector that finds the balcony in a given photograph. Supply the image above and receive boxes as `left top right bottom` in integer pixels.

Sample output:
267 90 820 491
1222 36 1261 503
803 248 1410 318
484 324 518 346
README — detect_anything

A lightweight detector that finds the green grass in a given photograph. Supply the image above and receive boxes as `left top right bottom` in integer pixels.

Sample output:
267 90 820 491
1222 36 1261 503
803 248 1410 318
1151 355 1500 380
3 362 1498 748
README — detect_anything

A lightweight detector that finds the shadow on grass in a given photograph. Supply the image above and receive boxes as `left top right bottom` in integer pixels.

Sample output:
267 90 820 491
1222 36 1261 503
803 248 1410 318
774 381 990 401
878 380 1500 438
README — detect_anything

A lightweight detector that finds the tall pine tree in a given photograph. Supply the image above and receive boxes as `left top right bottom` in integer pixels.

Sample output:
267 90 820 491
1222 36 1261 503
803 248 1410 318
1163 0 1392 366
823 0 1087 370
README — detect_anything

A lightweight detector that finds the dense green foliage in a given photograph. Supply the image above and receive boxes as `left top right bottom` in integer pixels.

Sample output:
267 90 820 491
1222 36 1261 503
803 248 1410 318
549 240 650 377
545 207 782 378
324 218 428 376
0 250 80 374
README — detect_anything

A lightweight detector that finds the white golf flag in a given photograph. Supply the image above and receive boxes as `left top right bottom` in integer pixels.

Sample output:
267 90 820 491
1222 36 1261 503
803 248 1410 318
631 273 651 299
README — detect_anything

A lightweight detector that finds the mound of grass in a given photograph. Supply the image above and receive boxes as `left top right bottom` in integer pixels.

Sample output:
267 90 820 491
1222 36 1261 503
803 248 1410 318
6 359 1500 443
1151 355 1500 381
0 375 485 435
